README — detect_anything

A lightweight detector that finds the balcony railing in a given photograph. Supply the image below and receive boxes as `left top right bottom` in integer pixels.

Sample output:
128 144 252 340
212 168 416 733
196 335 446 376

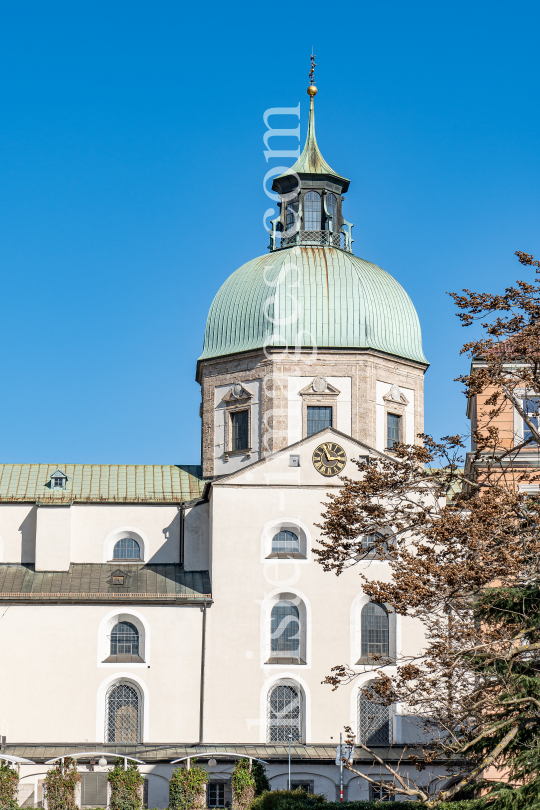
270 229 353 253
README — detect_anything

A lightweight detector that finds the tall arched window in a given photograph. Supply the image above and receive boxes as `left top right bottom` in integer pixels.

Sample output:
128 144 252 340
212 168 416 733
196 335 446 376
113 538 141 560
358 681 390 745
267 683 302 742
304 191 321 230
272 531 299 554
324 193 337 230
271 600 300 659
106 682 140 743
361 602 389 660
111 621 139 656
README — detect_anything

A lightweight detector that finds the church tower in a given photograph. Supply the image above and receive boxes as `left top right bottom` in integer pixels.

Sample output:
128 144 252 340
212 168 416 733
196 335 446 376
197 72 428 479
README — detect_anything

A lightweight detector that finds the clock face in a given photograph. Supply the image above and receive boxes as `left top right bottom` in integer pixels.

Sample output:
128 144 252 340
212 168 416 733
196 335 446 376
312 442 347 477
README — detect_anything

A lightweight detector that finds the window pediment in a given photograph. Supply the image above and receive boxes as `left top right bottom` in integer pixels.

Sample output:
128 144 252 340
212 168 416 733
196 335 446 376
221 382 253 403
383 383 409 406
299 376 340 398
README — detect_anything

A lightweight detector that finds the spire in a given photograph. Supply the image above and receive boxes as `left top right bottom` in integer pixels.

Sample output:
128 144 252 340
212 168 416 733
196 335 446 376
275 54 349 186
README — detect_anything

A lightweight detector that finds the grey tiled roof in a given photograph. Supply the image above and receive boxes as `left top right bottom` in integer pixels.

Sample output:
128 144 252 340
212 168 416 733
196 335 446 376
1 743 420 763
0 564 211 604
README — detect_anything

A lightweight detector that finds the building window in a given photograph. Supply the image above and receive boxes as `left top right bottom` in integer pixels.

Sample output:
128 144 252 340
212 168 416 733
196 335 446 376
361 602 389 660
369 783 395 802
113 538 141 560
272 531 300 554
267 683 302 742
53 477 65 488
307 406 332 437
304 191 321 230
524 398 539 443
271 601 300 658
358 681 390 745
231 410 249 451
387 413 401 449
324 193 337 229
291 782 314 794
360 532 389 559
208 783 226 807
106 682 140 743
111 621 139 656
286 204 298 235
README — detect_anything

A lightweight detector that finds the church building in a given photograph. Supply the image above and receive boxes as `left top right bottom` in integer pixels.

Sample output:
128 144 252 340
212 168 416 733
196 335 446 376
0 78 443 808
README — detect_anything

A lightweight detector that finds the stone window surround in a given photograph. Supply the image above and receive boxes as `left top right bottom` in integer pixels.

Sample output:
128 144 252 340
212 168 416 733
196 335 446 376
223 400 253 460
301 395 340 438
384 405 405 450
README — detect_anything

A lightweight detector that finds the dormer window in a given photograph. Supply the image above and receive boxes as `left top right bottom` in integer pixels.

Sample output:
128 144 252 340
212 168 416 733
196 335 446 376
49 470 67 489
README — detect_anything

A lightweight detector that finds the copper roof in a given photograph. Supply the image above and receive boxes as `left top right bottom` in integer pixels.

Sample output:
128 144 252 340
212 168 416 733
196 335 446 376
0 464 207 504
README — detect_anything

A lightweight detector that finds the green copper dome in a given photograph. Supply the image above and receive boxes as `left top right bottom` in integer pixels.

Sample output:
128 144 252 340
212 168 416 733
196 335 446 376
199 246 427 365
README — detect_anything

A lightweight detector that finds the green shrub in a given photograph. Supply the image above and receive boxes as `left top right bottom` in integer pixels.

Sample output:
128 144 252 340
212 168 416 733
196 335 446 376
108 758 144 810
232 759 256 810
169 761 207 810
250 791 488 810
43 757 80 810
0 760 19 810
253 761 271 796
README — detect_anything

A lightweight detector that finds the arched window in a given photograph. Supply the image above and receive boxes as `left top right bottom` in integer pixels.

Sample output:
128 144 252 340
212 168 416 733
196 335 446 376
324 193 337 230
106 682 140 743
304 191 321 230
272 531 299 554
111 621 139 656
360 532 389 558
271 600 300 659
267 683 302 742
113 538 141 560
361 602 389 660
358 681 390 745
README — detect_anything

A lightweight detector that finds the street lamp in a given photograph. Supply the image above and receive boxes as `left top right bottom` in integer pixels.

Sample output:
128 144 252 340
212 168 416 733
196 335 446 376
98 757 107 768
288 735 292 791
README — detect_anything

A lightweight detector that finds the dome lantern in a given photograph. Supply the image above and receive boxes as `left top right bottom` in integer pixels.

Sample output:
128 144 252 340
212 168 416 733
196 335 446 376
269 58 353 253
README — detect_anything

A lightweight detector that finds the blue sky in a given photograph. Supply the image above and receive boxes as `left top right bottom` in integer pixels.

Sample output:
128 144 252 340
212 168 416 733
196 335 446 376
1 0 539 465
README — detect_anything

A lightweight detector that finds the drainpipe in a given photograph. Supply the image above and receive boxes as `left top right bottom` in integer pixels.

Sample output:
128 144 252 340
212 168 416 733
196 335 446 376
199 600 207 743
179 503 186 567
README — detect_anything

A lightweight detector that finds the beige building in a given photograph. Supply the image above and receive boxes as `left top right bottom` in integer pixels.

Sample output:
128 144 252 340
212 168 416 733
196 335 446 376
0 87 443 807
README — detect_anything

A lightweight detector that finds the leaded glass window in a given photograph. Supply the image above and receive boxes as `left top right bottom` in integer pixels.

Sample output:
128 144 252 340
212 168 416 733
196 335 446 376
324 193 337 230
231 410 249 451
106 683 140 743
358 681 390 745
387 413 401 449
271 600 300 657
267 684 302 742
524 398 539 443
111 621 139 656
272 530 299 554
361 602 389 659
307 406 332 437
113 538 141 560
304 191 321 230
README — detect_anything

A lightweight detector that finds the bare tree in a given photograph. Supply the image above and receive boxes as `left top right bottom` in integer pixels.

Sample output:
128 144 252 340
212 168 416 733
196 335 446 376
316 252 540 806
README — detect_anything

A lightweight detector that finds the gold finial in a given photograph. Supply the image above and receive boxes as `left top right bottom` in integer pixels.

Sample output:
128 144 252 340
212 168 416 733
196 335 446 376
308 51 317 96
